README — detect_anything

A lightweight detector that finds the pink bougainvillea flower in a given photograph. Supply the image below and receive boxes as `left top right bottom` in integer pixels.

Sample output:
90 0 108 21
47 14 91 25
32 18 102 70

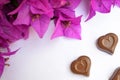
51 14 82 39
112 0 120 7
50 0 82 39
86 0 112 21
9 0 53 38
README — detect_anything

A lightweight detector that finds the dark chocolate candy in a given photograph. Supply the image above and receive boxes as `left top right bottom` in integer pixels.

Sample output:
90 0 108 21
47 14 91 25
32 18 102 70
97 33 118 55
70 56 91 76
109 67 120 80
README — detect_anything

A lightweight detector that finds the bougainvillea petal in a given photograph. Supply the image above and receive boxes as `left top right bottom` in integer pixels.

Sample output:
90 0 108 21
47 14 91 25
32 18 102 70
0 48 19 56
49 0 68 8
8 0 27 15
30 6 53 18
0 56 5 78
68 0 81 9
13 4 31 25
86 7 96 21
0 37 8 48
28 0 47 10
31 15 50 38
54 8 75 18
50 0 81 9
28 0 53 17
15 25 29 39
51 20 63 39
91 0 112 13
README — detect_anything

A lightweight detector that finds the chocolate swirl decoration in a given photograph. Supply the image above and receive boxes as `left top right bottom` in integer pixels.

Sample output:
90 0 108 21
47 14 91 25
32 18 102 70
70 56 91 76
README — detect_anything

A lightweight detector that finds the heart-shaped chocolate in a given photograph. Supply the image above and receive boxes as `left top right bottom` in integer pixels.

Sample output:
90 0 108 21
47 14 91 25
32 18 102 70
70 56 91 76
97 33 118 55
109 67 120 80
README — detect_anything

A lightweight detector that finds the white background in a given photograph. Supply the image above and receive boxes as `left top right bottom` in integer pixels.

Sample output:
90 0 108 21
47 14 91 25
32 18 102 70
1 0 120 80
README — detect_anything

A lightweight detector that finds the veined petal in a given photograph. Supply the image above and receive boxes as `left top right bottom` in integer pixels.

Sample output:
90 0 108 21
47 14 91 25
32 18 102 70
28 0 47 11
85 7 96 21
68 0 81 9
31 15 50 38
15 25 30 39
50 0 68 8
13 4 31 25
30 6 53 18
51 19 64 39
30 6 44 15
0 49 19 56
8 0 27 15
63 16 82 39
91 0 112 13
55 8 75 18
29 0 53 17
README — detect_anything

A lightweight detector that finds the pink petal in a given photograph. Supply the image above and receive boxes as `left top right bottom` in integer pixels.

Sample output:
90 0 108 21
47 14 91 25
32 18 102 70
85 7 96 21
69 0 81 9
15 25 30 40
55 8 75 18
31 15 50 38
30 6 44 15
28 0 48 11
91 0 112 13
29 0 53 17
30 6 53 18
0 56 5 78
51 20 64 39
49 0 68 8
8 0 27 15
64 16 82 39
13 4 31 25
0 49 19 56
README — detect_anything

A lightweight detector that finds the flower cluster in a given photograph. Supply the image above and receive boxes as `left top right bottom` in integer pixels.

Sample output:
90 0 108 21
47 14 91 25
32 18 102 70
0 0 120 78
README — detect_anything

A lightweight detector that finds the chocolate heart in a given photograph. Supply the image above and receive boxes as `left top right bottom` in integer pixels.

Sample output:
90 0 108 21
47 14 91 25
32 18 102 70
97 33 118 55
70 56 91 76
109 67 120 80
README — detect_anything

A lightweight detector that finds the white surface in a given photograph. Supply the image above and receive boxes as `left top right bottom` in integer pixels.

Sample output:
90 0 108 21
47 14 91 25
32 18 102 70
1 1 120 80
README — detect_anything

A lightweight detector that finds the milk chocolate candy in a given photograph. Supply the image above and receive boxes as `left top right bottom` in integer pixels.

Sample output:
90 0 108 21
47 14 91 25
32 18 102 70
97 33 118 55
109 67 120 80
70 56 91 76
